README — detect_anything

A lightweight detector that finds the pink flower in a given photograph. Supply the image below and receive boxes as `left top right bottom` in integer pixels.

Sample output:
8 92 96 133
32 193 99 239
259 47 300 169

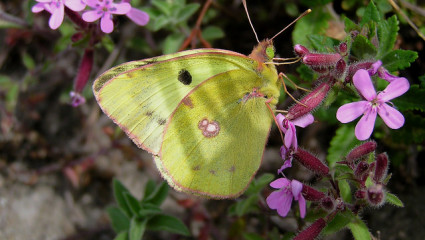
32 0 87 29
276 113 314 172
337 69 409 140
266 178 306 218
122 0 149 26
82 0 132 33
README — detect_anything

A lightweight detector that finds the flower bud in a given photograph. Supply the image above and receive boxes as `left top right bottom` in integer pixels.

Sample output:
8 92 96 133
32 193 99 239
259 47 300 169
286 80 333 120
303 53 341 67
355 189 366 199
294 148 329 176
333 59 347 79
302 184 325 201
293 218 326 240
320 196 335 211
294 44 310 57
338 42 347 54
344 61 374 83
71 48 93 107
373 153 389 183
346 141 377 162
367 184 385 206
354 161 369 179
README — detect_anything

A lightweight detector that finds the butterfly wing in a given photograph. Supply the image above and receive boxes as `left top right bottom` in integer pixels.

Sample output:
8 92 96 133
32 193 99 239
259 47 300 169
155 69 275 198
93 49 257 154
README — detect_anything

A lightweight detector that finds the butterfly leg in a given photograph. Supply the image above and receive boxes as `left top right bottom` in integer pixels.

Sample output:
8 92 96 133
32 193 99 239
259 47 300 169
278 72 308 107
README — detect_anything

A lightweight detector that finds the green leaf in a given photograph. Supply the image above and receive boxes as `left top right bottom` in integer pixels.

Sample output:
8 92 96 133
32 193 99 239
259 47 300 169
390 112 425 144
151 0 171 16
201 26 225 41
163 33 185 54
150 15 169 31
360 1 380 27
124 193 142 216
344 17 359 33
338 179 352 203
381 49 418 72
245 173 274 195
113 231 128 240
143 180 157 199
377 15 399 58
129 217 147 240
143 181 169 206
147 214 191 236
292 8 331 47
233 195 259 217
347 217 371 240
351 35 377 59
139 203 162 217
385 192 404 207
307 34 340 52
21 51 35 70
176 3 200 23
113 179 133 217
327 125 359 168
392 84 425 112
323 210 354 235
243 232 264 240
107 206 131 233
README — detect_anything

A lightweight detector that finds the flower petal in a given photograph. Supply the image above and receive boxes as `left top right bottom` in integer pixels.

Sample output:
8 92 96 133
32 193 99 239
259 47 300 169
368 60 382 75
336 101 368 123
65 0 86 11
85 0 101 8
292 113 314 128
276 113 287 133
353 69 376 101
100 14 114 33
32 3 46 13
276 192 293 217
284 123 296 149
378 77 410 102
291 180 303 199
266 191 284 210
126 8 149 26
298 195 306 218
110 2 131 14
270 178 290 189
355 109 377 140
82 10 102 22
378 103 405 129
48 5 64 29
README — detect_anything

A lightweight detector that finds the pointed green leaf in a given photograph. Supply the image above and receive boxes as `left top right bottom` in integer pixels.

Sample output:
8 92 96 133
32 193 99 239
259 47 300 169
327 125 359 168
360 1 380 26
201 26 225 41
392 85 425 112
147 214 190 236
245 173 274 195
143 180 156 199
385 192 404 207
351 35 377 59
124 193 142 216
307 34 340 52
348 217 371 240
129 217 147 240
113 179 133 217
234 195 259 217
143 181 169 206
323 210 354 235
338 179 352 203
292 8 331 47
139 203 162 217
107 206 131 233
377 15 399 58
163 33 185 54
344 16 359 33
113 231 128 240
381 49 418 72
176 3 200 23
151 0 171 16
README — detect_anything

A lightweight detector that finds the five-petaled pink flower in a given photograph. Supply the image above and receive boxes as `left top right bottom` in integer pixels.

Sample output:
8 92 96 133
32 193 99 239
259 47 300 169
32 0 86 29
276 113 314 172
337 69 409 140
82 0 132 33
266 178 306 218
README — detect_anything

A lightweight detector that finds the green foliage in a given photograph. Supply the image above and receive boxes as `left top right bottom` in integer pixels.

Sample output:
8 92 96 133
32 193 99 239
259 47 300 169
292 8 331 47
323 210 354 235
385 192 404 207
347 217 372 240
327 125 359 168
108 179 190 239
381 49 418 72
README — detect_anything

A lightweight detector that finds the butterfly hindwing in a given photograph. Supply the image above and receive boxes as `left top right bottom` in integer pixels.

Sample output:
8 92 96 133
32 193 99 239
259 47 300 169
155 69 274 198
93 49 257 154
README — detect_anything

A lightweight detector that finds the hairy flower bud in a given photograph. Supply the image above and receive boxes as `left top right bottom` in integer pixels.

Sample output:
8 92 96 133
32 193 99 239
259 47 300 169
302 184 325 201
286 80 333 120
320 196 335 211
354 161 370 180
344 61 375 83
346 141 377 162
294 148 329 176
367 184 385 206
338 42 347 54
355 189 366 199
294 218 326 240
333 59 347 79
374 153 389 183
303 53 341 67
294 44 310 57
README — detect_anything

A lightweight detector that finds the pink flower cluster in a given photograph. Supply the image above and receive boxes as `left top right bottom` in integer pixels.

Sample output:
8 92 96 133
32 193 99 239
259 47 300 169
32 0 149 33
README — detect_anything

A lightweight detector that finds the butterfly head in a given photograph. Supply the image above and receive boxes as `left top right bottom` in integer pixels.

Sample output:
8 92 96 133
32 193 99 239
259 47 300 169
249 39 275 64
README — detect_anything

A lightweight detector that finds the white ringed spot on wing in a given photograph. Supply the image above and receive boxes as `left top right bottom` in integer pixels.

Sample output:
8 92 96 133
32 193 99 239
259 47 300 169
198 118 220 138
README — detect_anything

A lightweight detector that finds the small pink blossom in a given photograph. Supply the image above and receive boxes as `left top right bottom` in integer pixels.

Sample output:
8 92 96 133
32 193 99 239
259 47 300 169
266 178 306 218
337 69 409 140
122 0 149 26
82 0 131 33
276 113 314 172
32 0 86 29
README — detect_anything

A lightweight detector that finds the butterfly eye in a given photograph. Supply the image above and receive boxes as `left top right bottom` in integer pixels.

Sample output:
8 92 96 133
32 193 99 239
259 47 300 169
266 46 275 60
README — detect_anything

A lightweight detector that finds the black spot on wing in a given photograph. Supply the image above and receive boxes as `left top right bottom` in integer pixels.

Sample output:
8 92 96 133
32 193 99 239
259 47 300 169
178 69 192 85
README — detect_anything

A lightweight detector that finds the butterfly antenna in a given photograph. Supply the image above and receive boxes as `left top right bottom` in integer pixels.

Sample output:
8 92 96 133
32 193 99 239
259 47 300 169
242 0 260 43
270 9 312 41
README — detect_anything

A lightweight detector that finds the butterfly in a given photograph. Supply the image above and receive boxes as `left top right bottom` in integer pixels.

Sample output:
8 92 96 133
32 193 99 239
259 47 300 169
93 2 309 199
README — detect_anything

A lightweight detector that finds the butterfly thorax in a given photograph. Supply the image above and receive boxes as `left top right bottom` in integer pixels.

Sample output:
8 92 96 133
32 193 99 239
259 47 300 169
248 39 281 106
